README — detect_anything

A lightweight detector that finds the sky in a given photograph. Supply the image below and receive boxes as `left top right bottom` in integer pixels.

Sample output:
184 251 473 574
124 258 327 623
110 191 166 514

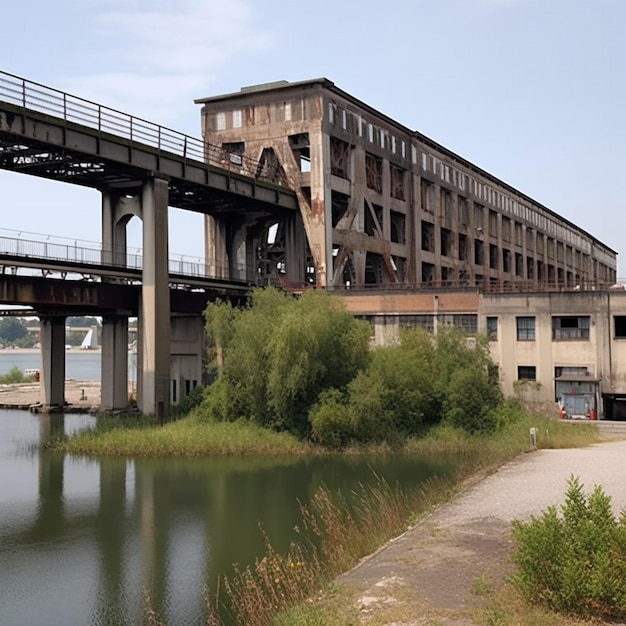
0 0 624 273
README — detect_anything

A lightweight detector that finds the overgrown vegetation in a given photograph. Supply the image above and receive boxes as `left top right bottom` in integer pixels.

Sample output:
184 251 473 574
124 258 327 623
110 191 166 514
510 475 626 621
201 287 506 447
0 365 37 384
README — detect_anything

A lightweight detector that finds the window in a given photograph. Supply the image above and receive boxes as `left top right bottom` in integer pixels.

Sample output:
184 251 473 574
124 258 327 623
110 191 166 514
232 109 242 128
517 316 535 341
517 366 536 381
552 316 590 340
486 317 498 341
615 316 626 338
215 112 226 131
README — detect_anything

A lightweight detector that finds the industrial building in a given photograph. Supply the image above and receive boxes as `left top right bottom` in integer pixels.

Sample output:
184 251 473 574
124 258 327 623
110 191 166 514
195 78 622 419
195 78 616 291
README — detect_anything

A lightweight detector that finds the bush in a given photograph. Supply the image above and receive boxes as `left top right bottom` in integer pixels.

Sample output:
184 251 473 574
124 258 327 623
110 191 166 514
443 367 503 434
511 475 626 620
0 366 28 384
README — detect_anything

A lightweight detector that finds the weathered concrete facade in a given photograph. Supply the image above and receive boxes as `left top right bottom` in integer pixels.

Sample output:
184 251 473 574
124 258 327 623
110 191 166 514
196 79 616 291
341 289 626 419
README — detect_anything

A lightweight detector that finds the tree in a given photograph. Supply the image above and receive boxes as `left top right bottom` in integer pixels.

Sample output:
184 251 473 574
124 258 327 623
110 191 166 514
202 287 371 437
0 318 28 345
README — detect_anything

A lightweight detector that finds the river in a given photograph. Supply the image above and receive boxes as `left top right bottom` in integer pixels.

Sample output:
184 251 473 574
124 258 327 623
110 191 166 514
0 357 457 624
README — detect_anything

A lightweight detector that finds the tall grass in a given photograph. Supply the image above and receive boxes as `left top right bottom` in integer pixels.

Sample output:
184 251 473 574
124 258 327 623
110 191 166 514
49 416 313 457
206 411 600 626
0 366 36 384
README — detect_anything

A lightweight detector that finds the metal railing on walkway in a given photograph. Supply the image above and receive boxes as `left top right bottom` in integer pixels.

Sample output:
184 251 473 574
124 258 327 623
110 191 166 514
0 70 286 185
0 233 248 283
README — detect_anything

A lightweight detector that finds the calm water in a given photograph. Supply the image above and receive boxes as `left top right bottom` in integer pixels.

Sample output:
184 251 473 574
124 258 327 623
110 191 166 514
0 409 456 624
0 351 102 381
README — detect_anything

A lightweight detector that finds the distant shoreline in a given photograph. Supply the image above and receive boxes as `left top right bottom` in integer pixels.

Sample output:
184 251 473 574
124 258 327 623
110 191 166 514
0 347 102 354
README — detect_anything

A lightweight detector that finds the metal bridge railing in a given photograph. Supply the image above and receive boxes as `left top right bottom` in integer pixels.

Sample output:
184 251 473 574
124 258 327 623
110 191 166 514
0 70 285 185
0 234 248 283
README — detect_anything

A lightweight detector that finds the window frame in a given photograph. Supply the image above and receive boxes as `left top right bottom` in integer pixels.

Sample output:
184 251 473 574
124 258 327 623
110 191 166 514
516 316 536 341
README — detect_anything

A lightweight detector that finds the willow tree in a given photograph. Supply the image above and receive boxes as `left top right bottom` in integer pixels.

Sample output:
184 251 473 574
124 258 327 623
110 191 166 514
203 287 371 437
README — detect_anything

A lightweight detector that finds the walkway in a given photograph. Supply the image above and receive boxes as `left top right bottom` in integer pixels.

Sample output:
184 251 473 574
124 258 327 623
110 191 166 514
337 433 626 625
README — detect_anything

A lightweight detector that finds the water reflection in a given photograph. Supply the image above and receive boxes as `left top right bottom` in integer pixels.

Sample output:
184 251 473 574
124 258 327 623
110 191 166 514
0 411 455 625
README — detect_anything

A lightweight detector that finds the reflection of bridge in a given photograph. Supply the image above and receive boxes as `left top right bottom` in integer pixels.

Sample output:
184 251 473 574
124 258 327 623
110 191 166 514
0 70 298 415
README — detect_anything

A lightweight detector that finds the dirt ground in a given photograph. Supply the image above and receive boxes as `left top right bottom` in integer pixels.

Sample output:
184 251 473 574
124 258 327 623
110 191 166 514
0 380 102 411
337 434 626 625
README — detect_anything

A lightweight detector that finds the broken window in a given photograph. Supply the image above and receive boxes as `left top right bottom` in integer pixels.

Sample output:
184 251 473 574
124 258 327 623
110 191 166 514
474 239 484 266
441 228 452 257
517 366 536 381
390 210 406 244
330 137 351 179
421 221 435 252
503 248 511 273
390 165 405 200
552 316 590 340
365 153 383 193
221 142 245 166
442 266 454 284
489 244 498 270
441 189 453 226
289 133 311 173
392 255 407 281
458 197 469 226
515 252 524 277
331 191 349 228
422 262 435 283
458 233 468 261
489 210 498 237
421 179 434 213
364 200 383 237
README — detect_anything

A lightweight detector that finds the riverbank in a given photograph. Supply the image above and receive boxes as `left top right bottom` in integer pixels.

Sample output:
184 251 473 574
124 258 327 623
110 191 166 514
0 380 102 411
320 434 626 625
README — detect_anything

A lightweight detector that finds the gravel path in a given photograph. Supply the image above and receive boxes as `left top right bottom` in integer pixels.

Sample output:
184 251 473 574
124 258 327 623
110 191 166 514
338 437 626 625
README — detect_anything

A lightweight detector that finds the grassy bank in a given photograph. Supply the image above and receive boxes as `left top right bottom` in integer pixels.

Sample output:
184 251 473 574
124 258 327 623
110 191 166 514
49 415 314 456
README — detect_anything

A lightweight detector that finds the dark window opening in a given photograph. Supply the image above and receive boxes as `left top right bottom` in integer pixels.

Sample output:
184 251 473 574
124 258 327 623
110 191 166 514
422 262 435 283
421 221 435 252
458 233 468 261
390 210 406 244
518 366 536 381
441 228 452 257
487 316 498 340
552 316 590 340
503 248 512 273
489 244 499 269
331 191 350 228
474 239 484 266
615 316 626 338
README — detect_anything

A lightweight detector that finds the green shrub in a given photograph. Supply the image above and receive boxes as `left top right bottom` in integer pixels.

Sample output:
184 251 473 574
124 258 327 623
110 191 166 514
443 366 503 434
511 475 626 620
0 366 28 384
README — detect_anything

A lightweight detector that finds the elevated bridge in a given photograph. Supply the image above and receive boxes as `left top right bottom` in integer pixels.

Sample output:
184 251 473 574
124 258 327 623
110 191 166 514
0 70 298 416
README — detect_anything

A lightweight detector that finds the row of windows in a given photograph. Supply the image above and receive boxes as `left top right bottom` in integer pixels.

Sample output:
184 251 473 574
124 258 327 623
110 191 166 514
487 315 626 342
420 153 590 254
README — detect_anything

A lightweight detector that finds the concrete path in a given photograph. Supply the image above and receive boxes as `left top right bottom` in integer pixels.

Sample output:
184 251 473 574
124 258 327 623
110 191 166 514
337 437 626 625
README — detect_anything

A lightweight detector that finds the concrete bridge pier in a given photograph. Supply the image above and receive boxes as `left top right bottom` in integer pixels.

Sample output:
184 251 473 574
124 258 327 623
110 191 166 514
139 175 171 420
39 315 66 410
101 315 129 411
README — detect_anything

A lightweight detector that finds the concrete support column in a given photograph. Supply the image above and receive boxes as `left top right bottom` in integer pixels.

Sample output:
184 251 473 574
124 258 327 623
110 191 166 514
140 175 170 420
39 316 66 409
102 190 132 267
285 214 306 283
204 215 229 279
101 315 129 411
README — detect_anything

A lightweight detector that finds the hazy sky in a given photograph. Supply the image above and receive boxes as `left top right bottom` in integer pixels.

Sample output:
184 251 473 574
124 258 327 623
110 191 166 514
1 0 624 272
